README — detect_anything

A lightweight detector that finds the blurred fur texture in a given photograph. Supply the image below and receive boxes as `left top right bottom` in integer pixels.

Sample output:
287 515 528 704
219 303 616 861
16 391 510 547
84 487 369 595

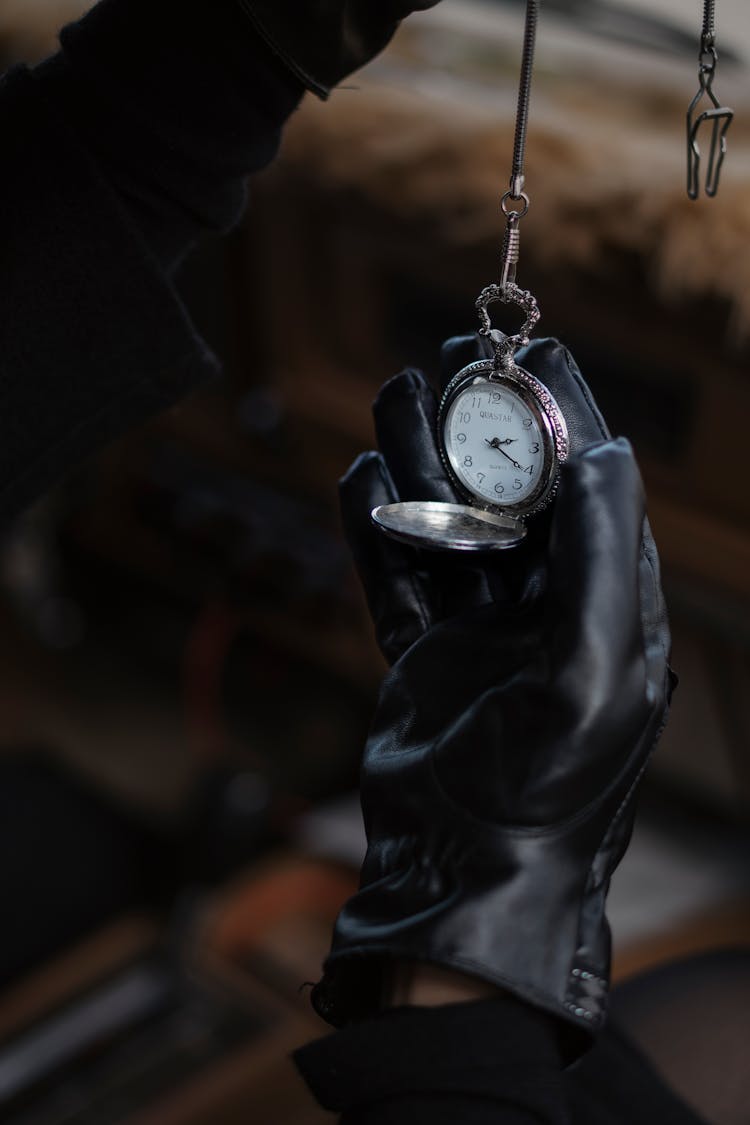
4 3 749 340
279 85 750 345
0 0 92 63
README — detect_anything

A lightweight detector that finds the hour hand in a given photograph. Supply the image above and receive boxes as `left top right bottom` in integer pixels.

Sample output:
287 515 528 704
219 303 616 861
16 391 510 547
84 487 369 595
484 436 517 449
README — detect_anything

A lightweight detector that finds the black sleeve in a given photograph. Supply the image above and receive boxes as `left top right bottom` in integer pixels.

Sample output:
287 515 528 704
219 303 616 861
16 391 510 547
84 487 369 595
0 0 302 521
32 0 303 273
294 998 571 1124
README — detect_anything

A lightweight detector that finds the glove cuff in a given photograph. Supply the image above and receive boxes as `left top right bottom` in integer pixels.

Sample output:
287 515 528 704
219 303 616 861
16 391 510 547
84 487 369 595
310 817 616 1045
312 942 607 1063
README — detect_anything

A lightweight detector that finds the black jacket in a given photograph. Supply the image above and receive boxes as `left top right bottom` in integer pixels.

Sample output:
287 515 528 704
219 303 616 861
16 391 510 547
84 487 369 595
0 0 300 521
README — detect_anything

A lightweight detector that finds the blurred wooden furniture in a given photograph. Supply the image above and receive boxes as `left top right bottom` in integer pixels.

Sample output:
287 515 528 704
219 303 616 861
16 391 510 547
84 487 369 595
0 876 344 1125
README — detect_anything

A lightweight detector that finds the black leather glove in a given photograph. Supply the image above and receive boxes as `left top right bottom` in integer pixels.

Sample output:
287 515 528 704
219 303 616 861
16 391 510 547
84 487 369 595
341 334 618 665
236 0 442 98
313 337 673 1049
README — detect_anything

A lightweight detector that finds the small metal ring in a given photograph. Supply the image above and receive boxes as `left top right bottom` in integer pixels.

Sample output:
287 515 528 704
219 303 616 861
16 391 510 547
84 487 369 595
501 190 530 219
698 45 717 73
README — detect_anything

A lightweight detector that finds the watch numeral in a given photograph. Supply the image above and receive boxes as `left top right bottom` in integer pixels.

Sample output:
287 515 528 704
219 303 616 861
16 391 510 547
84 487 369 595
491 392 502 404
463 455 473 468
477 473 486 484
494 482 505 495
456 432 467 443
458 411 471 424
523 465 533 475
529 442 539 454
513 479 522 490
522 418 532 429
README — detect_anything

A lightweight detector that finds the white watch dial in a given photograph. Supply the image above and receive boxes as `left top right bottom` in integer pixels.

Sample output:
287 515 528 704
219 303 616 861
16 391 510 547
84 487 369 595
444 379 547 507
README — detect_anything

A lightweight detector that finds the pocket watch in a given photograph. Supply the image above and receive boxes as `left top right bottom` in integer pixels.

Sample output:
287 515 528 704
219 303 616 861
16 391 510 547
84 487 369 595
371 0 570 552
372 284 569 551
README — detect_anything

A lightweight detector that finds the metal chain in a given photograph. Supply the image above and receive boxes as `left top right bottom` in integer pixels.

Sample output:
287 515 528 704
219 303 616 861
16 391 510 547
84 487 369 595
499 0 539 290
701 0 715 44
478 0 542 370
508 0 539 198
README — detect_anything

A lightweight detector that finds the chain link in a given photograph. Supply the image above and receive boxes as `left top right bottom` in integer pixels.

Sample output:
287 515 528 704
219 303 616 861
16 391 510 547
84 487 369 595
509 0 539 196
702 0 715 44
498 0 539 291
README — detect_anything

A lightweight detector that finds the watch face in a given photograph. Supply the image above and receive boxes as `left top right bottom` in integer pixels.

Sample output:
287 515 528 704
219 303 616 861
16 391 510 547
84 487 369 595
440 362 567 516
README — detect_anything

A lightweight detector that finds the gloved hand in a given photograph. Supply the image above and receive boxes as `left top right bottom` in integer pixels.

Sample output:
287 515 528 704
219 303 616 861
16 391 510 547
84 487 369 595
313 337 673 1051
236 0 442 98
341 334 616 665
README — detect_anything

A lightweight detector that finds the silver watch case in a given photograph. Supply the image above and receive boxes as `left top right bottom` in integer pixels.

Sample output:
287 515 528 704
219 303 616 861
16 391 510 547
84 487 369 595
371 358 569 553
439 358 569 523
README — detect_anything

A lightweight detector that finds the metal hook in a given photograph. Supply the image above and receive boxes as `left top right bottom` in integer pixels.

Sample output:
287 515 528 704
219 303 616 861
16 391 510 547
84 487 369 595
687 41 733 199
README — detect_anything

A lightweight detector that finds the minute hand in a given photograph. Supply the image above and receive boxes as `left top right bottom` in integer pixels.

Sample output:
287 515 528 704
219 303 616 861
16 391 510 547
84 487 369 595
495 446 525 472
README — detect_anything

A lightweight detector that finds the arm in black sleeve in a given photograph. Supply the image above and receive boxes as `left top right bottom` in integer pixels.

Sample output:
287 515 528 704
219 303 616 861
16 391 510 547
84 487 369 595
294 998 571 1124
0 0 302 521
32 0 303 273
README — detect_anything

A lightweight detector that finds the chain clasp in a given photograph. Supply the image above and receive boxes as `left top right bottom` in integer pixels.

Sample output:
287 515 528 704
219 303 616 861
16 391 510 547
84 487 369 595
687 36 733 199
476 282 540 370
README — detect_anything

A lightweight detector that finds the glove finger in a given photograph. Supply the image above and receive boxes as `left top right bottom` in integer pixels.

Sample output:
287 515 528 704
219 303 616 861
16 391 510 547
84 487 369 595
515 338 610 453
440 333 493 390
519 339 670 691
340 451 436 664
373 369 455 504
374 365 504 613
548 438 653 697
341 448 498 640
499 339 615 609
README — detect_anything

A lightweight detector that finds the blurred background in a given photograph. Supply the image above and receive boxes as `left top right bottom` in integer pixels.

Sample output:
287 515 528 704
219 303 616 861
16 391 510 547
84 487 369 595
0 1 749 1121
